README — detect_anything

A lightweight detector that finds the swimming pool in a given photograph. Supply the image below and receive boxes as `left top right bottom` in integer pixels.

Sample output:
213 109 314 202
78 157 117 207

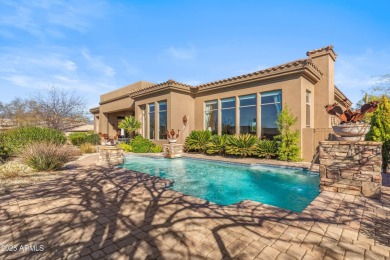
121 155 319 212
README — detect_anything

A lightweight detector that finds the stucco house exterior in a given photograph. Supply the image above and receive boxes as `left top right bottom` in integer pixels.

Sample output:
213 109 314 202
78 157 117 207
90 46 351 161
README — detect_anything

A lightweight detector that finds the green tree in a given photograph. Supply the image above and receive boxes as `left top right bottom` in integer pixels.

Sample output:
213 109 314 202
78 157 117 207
274 106 301 161
366 96 390 171
118 116 142 139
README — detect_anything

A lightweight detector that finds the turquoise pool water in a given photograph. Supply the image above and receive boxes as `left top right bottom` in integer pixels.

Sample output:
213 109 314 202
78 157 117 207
121 156 319 212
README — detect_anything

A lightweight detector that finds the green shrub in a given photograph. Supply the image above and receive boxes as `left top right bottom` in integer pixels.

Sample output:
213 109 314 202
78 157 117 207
85 133 101 145
20 142 74 171
79 143 96 154
366 96 390 171
118 143 132 152
69 132 101 146
185 130 212 153
225 134 258 158
257 140 277 159
150 145 163 153
130 136 161 153
206 135 228 155
0 132 10 162
274 106 301 161
2 126 66 155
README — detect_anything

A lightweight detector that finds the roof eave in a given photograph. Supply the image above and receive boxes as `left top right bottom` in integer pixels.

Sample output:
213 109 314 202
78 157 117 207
130 84 192 99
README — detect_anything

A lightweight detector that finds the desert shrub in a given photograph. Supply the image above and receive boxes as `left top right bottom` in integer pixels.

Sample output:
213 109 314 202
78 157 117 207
130 136 161 153
69 132 100 146
0 161 34 179
206 135 228 155
274 106 301 161
185 130 212 153
2 126 66 155
20 142 75 171
79 143 96 154
0 133 11 162
118 143 132 152
257 140 278 159
225 134 258 158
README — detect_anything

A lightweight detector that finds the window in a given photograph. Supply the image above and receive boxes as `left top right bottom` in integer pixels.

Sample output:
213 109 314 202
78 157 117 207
221 97 236 134
261 91 281 138
239 94 256 134
306 91 311 127
148 103 155 139
205 100 218 134
159 101 167 139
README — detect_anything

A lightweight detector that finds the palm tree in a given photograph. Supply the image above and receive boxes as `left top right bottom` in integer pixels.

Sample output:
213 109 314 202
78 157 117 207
118 116 141 140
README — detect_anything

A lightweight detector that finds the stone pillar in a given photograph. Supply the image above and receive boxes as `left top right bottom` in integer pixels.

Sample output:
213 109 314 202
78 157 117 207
319 141 382 198
99 146 124 166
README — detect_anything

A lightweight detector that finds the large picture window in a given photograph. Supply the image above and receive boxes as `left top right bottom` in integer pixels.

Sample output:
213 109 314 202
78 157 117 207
148 103 155 139
221 97 236 135
159 101 167 139
239 94 256 134
205 100 218 134
261 91 281 138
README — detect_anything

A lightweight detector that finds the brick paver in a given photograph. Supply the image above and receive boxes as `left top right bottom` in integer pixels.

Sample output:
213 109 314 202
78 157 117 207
0 153 389 259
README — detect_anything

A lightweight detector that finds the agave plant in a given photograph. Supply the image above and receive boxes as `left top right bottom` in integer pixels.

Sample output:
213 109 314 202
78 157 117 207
184 130 212 153
206 135 228 155
225 134 258 158
257 140 277 159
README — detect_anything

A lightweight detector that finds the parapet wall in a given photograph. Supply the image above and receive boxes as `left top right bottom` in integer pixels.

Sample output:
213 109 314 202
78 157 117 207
319 141 382 198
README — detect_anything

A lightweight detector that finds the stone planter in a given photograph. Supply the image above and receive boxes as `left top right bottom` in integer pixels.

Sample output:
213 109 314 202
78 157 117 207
332 124 370 141
99 146 124 165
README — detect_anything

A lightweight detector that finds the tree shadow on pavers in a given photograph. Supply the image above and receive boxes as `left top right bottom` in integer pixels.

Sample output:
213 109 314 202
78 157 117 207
1 163 389 259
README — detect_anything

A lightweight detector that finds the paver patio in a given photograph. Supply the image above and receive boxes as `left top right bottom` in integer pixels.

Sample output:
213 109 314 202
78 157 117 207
0 154 389 259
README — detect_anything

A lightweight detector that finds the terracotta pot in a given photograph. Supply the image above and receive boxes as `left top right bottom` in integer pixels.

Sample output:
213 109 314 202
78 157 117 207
332 124 370 141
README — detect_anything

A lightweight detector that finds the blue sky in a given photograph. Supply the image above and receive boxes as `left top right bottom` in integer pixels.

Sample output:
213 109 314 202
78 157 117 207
0 0 389 111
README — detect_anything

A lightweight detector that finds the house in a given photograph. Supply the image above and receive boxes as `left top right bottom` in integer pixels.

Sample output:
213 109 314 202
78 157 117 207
90 46 351 161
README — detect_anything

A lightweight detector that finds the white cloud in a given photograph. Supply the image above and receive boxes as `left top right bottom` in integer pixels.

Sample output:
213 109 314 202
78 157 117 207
165 46 196 60
81 49 116 77
0 0 107 37
335 48 390 104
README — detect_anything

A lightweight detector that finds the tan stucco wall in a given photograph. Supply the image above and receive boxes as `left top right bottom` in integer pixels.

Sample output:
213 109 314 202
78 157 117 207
309 52 335 129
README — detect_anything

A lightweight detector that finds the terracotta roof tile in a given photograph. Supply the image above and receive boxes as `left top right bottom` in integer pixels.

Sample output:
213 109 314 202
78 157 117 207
129 79 193 96
196 58 323 88
128 57 324 96
306 45 336 57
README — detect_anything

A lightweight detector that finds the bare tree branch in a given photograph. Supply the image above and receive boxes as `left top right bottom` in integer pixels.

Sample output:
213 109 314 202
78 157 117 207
30 87 88 131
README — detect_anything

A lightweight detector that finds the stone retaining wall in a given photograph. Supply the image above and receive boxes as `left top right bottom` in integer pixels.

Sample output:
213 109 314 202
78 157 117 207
319 141 382 198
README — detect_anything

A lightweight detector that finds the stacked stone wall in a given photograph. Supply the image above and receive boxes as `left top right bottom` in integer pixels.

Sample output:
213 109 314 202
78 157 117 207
319 141 382 198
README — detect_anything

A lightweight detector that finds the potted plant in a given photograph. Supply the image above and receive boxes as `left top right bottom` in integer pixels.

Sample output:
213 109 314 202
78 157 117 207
325 100 379 141
166 129 180 144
